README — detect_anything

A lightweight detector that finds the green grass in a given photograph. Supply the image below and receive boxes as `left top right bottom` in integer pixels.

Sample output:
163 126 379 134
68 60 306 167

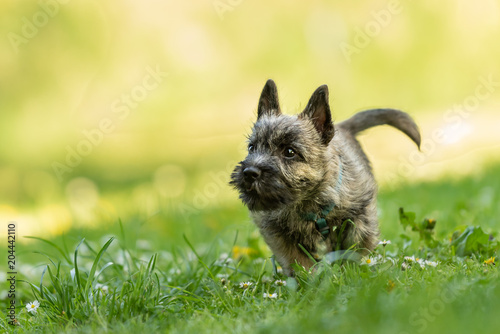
1 164 500 334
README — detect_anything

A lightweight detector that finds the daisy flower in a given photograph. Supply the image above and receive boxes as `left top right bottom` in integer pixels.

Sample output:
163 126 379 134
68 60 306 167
26 300 40 314
239 281 253 289
424 260 439 267
361 256 378 266
416 258 426 269
274 279 287 287
378 240 391 246
263 293 277 299
404 256 416 263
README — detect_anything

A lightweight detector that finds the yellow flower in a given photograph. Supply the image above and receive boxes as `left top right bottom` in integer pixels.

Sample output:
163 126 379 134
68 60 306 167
484 257 495 265
232 246 257 259
387 280 396 292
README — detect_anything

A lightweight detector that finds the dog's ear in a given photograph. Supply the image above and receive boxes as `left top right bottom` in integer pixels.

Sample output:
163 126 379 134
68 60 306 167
299 85 335 145
257 79 281 119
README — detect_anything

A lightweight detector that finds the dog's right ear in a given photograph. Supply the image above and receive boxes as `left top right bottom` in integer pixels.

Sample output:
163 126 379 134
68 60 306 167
299 85 335 145
257 79 281 119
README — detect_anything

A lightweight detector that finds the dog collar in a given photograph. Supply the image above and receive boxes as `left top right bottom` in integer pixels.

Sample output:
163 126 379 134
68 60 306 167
303 159 343 239
303 203 336 239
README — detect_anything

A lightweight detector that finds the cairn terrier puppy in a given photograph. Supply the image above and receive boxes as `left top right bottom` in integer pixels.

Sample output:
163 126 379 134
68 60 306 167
230 80 420 276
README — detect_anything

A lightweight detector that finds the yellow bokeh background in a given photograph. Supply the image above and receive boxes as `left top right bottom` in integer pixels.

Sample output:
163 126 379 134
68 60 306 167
1 0 499 238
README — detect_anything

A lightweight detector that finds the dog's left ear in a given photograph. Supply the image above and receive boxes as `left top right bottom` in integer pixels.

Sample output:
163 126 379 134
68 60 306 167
257 79 281 119
299 85 335 145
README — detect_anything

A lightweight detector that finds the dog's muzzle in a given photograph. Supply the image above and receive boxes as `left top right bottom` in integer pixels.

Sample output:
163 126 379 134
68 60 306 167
243 166 261 190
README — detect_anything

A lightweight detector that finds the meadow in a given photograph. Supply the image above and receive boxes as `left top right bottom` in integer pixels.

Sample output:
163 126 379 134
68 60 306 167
1 163 499 333
1 1 500 333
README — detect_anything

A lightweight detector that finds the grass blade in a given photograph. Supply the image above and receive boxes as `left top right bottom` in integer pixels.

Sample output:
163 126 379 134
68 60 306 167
84 237 115 296
25 236 72 264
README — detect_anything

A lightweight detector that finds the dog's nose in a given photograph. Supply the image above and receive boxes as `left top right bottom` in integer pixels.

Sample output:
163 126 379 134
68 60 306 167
243 166 261 180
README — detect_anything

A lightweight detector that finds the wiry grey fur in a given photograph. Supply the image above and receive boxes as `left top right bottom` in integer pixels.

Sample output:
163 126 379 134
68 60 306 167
230 79 421 276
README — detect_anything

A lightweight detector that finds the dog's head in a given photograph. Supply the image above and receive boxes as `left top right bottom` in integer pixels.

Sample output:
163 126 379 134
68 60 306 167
230 79 336 211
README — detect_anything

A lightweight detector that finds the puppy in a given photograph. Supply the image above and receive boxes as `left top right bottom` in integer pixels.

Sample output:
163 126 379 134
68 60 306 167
230 80 420 276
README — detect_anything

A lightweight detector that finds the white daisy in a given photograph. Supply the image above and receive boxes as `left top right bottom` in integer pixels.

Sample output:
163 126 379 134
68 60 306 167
378 240 391 246
424 260 439 267
274 279 287 287
26 300 40 314
361 256 378 266
239 281 253 289
263 293 277 299
404 256 430 269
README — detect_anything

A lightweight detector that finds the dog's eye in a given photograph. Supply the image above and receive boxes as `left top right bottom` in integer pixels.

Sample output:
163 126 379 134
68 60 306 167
284 147 296 158
248 144 255 153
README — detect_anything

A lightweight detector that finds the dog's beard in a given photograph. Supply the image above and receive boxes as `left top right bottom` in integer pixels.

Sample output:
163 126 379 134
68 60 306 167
230 163 295 211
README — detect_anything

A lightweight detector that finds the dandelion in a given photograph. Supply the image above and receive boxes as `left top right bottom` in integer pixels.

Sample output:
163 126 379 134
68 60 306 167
484 257 496 265
361 256 378 266
263 293 277 299
239 281 253 289
274 279 287 287
26 301 40 314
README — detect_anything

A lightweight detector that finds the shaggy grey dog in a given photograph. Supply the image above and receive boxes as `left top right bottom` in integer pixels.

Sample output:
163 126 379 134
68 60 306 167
231 80 420 276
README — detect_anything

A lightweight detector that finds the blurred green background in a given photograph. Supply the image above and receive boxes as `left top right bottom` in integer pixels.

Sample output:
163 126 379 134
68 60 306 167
1 0 499 242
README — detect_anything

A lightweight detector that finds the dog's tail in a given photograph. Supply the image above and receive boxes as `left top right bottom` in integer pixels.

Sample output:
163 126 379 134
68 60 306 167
338 108 421 148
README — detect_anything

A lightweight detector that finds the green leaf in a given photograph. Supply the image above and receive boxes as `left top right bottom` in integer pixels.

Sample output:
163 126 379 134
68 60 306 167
452 226 490 256
399 208 416 230
25 236 72 264
84 237 115 297
74 238 86 294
